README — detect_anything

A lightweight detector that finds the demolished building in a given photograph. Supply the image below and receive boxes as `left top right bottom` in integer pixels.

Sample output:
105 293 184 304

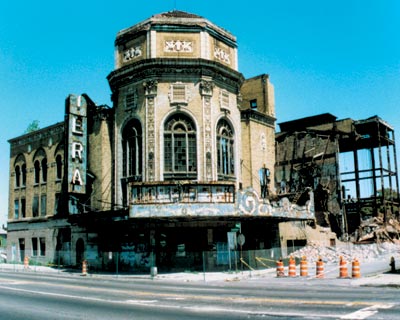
275 113 400 244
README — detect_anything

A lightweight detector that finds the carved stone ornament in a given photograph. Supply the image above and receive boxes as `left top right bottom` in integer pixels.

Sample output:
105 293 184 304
123 46 142 62
237 92 243 107
199 80 214 97
214 47 230 64
164 40 193 53
261 133 266 151
143 80 158 97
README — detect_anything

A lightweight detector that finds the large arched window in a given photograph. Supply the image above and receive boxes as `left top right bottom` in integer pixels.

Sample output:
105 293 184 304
164 113 197 180
217 119 235 179
122 119 142 179
56 154 63 180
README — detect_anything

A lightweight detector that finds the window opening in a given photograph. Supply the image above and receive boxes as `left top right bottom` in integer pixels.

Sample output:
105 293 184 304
250 99 257 110
39 238 46 256
56 155 63 180
164 114 197 180
217 119 235 178
32 196 39 217
41 158 47 183
15 165 20 188
34 161 40 184
32 238 38 256
14 200 19 219
122 119 142 179
40 195 46 217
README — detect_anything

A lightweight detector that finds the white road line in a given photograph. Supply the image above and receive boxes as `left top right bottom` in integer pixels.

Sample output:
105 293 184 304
340 303 395 319
0 284 396 319
126 300 158 304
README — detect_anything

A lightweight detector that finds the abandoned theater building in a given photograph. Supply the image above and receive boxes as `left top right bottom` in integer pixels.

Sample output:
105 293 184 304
7 11 399 272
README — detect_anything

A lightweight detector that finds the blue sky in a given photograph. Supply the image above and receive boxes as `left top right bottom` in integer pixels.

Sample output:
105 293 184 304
1 0 399 227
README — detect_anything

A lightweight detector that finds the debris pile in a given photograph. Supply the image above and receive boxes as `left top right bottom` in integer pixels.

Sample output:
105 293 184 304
289 241 400 263
355 217 400 243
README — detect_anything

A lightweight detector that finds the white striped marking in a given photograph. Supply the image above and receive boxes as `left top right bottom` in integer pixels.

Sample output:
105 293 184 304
340 303 394 319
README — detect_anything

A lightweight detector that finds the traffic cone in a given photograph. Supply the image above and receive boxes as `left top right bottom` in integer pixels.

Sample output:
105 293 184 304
288 256 296 277
316 257 324 278
339 256 348 278
300 256 308 277
23 256 29 270
276 258 285 277
352 259 361 278
82 260 88 276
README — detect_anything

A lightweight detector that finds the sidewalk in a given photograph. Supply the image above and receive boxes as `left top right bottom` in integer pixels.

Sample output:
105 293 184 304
0 255 399 287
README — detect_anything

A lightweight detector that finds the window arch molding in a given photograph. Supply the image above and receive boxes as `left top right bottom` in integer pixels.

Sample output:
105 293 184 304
54 143 64 181
32 148 48 184
162 112 197 180
216 117 236 180
14 154 27 188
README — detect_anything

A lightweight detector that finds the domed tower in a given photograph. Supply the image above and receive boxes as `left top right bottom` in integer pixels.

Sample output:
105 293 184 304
108 11 245 207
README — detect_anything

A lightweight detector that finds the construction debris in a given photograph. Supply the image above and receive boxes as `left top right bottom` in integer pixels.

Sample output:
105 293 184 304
290 241 400 264
354 216 400 243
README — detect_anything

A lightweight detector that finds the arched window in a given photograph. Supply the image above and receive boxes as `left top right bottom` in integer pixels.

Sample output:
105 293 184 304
21 164 27 186
14 154 26 188
217 119 235 178
56 155 63 180
41 158 47 183
34 160 41 184
33 149 47 184
164 113 197 180
15 165 20 188
122 119 142 179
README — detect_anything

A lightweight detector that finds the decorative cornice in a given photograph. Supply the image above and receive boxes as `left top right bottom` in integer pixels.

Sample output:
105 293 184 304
8 122 65 147
108 58 244 94
241 109 276 127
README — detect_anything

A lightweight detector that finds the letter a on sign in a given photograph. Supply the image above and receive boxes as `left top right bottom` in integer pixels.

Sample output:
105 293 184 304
71 169 83 185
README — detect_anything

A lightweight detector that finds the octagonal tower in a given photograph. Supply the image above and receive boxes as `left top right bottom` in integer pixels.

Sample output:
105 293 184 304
108 11 245 207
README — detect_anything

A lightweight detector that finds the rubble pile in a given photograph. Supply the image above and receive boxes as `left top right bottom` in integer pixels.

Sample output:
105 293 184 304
356 217 400 243
289 241 400 263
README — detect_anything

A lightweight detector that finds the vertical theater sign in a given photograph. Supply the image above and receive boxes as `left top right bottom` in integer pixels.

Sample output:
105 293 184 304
66 94 87 213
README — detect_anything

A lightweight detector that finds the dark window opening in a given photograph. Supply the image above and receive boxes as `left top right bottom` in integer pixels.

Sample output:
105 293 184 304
250 99 257 110
15 165 20 188
56 155 63 180
217 119 235 178
34 161 40 184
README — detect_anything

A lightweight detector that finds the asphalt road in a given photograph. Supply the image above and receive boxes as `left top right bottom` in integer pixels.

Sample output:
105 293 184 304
0 271 398 319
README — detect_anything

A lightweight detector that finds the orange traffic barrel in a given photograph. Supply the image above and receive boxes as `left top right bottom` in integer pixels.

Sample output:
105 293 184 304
352 259 361 278
339 256 348 278
82 260 88 276
276 259 285 277
23 256 29 269
300 256 308 277
316 257 324 278
288 256 296 277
